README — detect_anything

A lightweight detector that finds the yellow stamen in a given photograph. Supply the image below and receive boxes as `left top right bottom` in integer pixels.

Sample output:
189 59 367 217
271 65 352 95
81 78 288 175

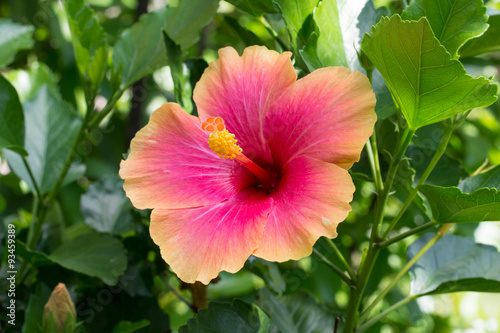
202 116 278 188
208 129 242 159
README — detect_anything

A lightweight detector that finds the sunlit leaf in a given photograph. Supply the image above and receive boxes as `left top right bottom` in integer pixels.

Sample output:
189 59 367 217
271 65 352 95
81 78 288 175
273 0 316 58
419 184 500 223
225 0 277 16
62 0 108 96
49 232 127 285
165 0 219 49
402 0 488 58
361 15 497 130
408 234 500 295
460 15 500 57
113 8 169 89
0 18 34 68
301 0 346 70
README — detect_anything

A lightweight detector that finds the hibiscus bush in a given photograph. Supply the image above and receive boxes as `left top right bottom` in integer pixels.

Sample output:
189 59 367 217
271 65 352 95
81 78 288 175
2 0 500 332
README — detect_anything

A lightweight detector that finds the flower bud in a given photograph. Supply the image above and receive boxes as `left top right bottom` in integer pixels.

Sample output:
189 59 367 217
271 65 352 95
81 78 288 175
43 283 76 332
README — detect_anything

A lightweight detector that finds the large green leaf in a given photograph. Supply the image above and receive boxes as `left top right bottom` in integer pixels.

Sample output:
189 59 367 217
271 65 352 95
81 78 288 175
459 165 500 193
408 234 500 295
419 184 500 223
165 0 219 49
4 86 83 193
361 15 497 130
48 232 127 285
80 176 133 235
225 0 277 16
402 0 488 58
0 18 34 68
179 299 270 333
460 15 500 57
0 75 24 153
112 8 169 89
62 0 108 95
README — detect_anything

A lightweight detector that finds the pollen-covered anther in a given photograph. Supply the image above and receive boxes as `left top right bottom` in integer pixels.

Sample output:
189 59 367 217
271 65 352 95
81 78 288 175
208 129 242 159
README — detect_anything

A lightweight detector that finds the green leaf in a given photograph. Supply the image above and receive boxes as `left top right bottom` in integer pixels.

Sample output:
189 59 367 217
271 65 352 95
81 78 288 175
80 176 134 235
460 15 500 57
224 16 267 47
419 184 500 223
163 30 184 106
225 0 277 16
407 145 467 187
402 0 488 58
16 240 53 267
113 8 169 89
23 283 52 333
408 234 500 295
179 300 270 333
361 15 498 130
62 0 108 96
273 0 317 56
165 0 219 49
256 289 339 333
0 74 25 153
48 232 127 285
246 257 286 294
0 18 34 68
111 320 150 333
4 86 83 193
459 165 500 193
301 0 347 70
6 63 60 102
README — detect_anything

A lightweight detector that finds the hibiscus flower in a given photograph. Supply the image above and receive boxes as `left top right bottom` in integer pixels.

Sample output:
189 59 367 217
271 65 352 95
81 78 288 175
120 46 376 284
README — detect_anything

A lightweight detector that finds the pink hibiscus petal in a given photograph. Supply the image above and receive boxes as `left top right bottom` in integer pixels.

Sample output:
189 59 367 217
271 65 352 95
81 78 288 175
264 67 376 169
253 156 354 262
193 46 297 167
120 103 257 210
150 188 273 284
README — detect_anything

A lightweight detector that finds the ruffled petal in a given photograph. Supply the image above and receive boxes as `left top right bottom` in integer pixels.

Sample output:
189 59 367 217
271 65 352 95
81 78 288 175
253 157 354 262
264 67 376 169
194 46 296 167
120 103 257 210
150 188 273 284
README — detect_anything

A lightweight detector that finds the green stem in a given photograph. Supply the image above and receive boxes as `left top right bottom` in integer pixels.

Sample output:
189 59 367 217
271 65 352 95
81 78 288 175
21 155 42 199
88 90 123 128
324 238 357 283
357 296 415 333
359 224 453 323
382 124 454 239
377 221 437 248
366 133 383 193
343 126 415 333
372 126 414 240
312 249 353 286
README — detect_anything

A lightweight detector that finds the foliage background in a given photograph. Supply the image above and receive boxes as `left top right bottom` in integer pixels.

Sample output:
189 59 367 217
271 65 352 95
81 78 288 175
1 0 500 332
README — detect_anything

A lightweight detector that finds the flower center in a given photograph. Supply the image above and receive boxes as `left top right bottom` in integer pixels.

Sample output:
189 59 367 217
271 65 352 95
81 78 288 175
202 117 278 188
